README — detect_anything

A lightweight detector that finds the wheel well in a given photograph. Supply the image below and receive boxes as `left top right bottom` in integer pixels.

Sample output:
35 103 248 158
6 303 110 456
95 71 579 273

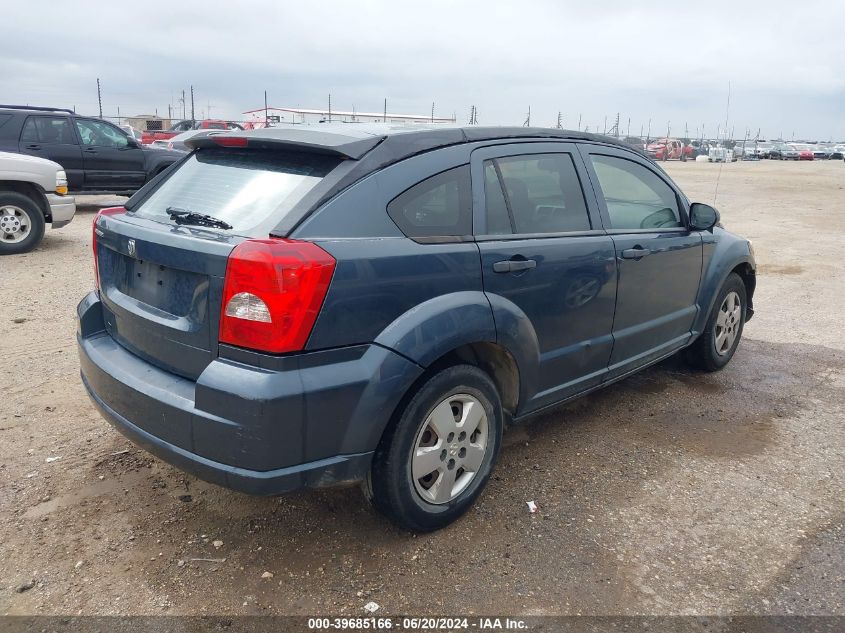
425 342 520 422
731 262 756 314
0 181 49 220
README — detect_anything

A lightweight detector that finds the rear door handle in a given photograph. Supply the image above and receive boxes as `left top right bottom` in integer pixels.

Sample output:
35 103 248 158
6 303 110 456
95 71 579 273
84 147 98 153
621 247 651 260
493 258 537 273
25 144 41 150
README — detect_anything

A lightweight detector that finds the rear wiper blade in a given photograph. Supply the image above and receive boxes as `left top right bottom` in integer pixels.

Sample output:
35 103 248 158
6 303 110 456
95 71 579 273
166 207 233 230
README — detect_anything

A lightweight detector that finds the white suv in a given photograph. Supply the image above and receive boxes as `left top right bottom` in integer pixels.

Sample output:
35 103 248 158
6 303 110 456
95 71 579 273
0 151 75 254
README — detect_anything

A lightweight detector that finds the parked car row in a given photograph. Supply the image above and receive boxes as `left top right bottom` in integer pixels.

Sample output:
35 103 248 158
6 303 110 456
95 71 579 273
735 141 845 161
627 135 844 163
140 119 244 145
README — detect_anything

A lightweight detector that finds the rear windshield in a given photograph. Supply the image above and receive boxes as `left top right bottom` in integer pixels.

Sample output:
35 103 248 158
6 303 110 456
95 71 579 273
132 149 340 236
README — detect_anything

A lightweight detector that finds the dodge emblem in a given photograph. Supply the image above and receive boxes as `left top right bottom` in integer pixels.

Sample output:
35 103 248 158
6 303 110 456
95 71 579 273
127 239 137 258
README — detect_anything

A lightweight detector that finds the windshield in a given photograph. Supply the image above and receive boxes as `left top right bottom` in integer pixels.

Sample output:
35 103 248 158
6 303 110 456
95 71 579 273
132 149 339 236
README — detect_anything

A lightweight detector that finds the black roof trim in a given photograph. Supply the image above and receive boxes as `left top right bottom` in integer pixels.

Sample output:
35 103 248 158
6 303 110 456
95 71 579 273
0 105 75 115
185 124 637 160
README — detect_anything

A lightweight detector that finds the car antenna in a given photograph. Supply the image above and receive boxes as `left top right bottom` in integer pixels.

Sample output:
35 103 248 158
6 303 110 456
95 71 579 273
713 81 731 206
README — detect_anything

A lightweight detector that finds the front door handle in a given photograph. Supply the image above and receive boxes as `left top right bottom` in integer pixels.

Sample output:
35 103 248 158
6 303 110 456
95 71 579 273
493 258 537 273
621 247 651 260
84 147 98 153
25 144 41 150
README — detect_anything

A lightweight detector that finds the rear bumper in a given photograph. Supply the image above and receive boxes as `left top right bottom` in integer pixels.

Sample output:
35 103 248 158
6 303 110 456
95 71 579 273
46 193 75 228
81 370 372 495
77 291 420 495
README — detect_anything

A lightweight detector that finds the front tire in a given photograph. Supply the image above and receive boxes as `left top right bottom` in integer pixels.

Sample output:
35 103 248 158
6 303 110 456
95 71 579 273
365 365 503 532
0 192 45 255
686 273 747 371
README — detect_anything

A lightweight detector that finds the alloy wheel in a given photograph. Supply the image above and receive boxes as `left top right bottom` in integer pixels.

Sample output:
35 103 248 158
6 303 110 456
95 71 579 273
0 205 32 244
714 291 741 356
411 393 489 505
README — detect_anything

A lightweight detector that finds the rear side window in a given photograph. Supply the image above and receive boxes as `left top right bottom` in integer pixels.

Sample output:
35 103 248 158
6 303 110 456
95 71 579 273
20 116 75 144
387 165 472 239
589 155 682 230
131 149 340 235
482 154 591 234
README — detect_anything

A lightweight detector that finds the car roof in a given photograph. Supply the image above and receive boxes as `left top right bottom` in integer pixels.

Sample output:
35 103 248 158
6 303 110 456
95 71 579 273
185 123 638 160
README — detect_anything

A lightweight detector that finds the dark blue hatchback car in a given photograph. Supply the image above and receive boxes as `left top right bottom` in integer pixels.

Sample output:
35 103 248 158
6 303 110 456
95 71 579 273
78 126 756 531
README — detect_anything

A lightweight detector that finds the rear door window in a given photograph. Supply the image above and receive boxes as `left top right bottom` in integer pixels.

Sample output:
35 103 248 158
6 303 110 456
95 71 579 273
387 165 472 239
482 153 591 234
131 149 340 236
20 116 76 144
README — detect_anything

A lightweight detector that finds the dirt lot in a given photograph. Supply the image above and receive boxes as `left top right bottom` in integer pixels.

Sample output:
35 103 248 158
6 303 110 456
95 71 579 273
1 160 843 616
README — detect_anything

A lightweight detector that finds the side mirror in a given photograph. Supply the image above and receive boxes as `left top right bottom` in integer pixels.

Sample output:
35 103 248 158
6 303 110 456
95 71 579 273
126 137 141 149
689 202 720 231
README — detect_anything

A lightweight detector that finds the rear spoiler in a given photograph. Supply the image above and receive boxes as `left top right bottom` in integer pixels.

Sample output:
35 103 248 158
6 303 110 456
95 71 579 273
185 128 386 159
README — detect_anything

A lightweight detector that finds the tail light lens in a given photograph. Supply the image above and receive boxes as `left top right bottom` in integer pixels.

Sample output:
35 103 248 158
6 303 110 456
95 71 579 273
219 239 335 354
92 207 125 290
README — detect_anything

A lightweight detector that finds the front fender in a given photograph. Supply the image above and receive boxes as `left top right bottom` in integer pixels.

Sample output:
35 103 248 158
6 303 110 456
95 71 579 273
693 229 756 334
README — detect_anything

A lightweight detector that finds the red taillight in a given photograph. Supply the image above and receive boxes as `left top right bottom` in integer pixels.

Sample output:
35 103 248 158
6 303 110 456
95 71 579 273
212 136 248 147
93 206 125 290
219 239 335 354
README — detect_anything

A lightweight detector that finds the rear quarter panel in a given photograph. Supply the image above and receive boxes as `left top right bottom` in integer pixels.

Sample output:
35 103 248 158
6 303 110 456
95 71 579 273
295 144 488 353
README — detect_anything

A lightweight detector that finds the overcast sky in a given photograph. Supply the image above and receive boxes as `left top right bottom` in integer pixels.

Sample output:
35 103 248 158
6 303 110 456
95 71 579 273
3 1 843 140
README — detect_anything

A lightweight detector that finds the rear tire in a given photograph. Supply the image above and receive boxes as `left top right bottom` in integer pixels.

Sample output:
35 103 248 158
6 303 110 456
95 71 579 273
685 273 747 372
0 192 45 255
365 364 503 532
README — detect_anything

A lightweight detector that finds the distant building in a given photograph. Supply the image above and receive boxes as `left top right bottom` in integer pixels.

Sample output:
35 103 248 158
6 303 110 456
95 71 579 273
125 114 173 132
242 106 455 128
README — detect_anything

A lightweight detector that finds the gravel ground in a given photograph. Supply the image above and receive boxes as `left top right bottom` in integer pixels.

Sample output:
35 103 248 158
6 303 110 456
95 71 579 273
0 160 842 616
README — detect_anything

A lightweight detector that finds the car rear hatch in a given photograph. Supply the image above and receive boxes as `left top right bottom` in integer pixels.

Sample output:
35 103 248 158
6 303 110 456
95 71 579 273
93 145 344 379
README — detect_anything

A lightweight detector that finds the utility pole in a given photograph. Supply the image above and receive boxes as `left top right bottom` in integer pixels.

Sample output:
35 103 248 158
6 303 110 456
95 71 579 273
431 102 435 123
383 98 387 123
96 78 103 118
181 90 186 120
646 118 652 145
556 112 562 129
577 113 582 131
603 116 607 134
328 93 332 122
523 106 531 127
190 85 195 124
264 90 269 127
627 117 631 138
